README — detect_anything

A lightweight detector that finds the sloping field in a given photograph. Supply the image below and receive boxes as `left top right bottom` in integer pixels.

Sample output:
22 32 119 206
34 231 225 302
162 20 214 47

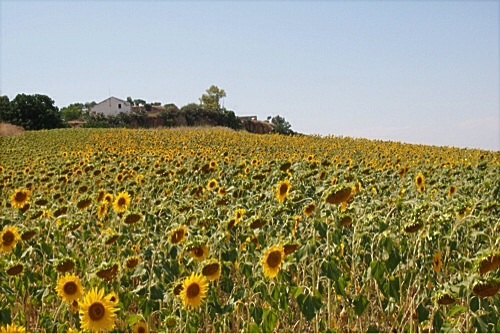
0 127 499 332
0 123 25 137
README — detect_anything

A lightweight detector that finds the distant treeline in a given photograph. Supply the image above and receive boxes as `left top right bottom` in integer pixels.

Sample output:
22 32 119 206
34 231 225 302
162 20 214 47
0 85 293 134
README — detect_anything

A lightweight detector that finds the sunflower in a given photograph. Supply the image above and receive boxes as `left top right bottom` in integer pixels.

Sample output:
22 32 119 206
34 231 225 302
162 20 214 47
76 197 92 210
262 246 285 279
249 217 267 229
433 252 443 274
477 252 500 275
206 179 218 192
96 263 119 281
57 273 85 303
132 320 149 333
190 246 209 262
201 259 222 281
125 256 140 271
324 186 352 205
218 187 228 197
276 180 291 203
6 263 23 276
103 193 114 206
165 315 178 329
448 186 457 198
0 324 26 333
124 212 142 224
79 287 118 333
106 292 119 306
235 208 246 223
303 203 316 218
56 257 76 273
180 273 209 310
97 202 108 220
1 226 21 254
435 291 456 305
415 173 426 194
96 189 106 203
10 189 31 209
113 192 131 213
169 226 188 245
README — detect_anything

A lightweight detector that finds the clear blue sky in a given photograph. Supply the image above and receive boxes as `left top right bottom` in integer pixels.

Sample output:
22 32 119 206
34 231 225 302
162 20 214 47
1 1 498 150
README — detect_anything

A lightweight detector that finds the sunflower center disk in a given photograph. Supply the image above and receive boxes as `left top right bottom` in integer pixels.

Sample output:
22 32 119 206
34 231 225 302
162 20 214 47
2 231 14 244
64 282 78 295
187 283 200 298
172 231 183 243
15 192 27 202
279 185 288 196
267 251 282 268
89 302 106 321
118 198 126 206
194 248 203 257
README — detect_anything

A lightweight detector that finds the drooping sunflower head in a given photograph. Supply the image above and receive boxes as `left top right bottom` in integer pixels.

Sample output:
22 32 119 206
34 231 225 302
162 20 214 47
262 246 285 279
124 212 142 225
96 262 119 281
10 189 31 209
169 226 188 245
103 193 114 206
324 186 352 205
76 197 92 211
79 287 119 333
165 315 178 329
201 259 222 281
303 203 316 218
180 273 209 310
276 180 291 203
6 262 24 276
56 257 76 273
476 251 500 275
96 189 106 203
189 246 210 262
57 273 85 303
433 252 443 274
113 192 131 213
1 226 21 254
234 208 247 223
132 320 149 333
125 256 141 271
218 187 228 197
448 186 457 198
97 202 108 220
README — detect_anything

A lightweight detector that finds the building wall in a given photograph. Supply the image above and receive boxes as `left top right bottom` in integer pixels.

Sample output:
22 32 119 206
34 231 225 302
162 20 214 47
91 97 131 116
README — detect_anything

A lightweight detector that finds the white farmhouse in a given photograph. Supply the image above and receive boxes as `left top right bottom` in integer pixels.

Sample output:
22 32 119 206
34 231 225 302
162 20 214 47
90 97 131 116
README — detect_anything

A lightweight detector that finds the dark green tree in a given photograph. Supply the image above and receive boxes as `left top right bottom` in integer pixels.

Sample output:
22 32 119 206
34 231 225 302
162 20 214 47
271 115 293 135
0 95 10 121
200 85 226 111
4 94 66 130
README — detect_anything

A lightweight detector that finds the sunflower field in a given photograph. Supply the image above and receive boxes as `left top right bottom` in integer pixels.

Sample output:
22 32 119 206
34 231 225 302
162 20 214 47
0 127 499 333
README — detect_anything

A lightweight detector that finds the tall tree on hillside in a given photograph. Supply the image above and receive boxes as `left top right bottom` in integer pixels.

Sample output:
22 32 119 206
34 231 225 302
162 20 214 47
200 85 226 111
270 115 293 135
4 94 66 130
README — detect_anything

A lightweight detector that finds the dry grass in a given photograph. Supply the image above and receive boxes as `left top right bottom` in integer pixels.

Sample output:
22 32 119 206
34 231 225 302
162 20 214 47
0 123 25 137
